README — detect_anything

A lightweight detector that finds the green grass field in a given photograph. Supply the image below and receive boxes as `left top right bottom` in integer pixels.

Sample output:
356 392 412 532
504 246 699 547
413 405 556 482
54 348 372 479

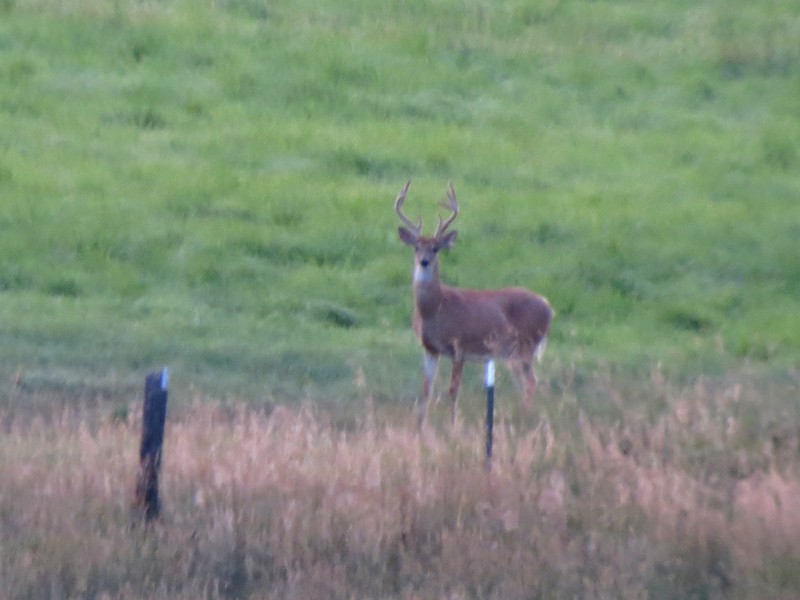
2 0 798 403
1 0 799 596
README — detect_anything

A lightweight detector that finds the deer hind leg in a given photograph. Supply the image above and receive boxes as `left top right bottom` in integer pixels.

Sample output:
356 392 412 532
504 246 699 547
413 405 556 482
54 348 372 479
448 358 465 425
419 352 439 430
510 357 537 410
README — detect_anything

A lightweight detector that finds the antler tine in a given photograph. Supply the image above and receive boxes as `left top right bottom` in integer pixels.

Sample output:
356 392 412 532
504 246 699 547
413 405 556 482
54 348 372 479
435 181 459 237
395 179 422 237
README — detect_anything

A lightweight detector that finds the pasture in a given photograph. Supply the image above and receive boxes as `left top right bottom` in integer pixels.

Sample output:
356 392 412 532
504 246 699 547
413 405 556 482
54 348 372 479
1 0 799 597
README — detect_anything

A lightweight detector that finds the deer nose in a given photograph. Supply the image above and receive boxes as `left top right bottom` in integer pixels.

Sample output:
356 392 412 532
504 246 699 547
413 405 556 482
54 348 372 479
420 258 430 268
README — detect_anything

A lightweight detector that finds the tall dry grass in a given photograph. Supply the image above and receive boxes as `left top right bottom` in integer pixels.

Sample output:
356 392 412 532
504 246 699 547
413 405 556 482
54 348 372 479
1 378 799 599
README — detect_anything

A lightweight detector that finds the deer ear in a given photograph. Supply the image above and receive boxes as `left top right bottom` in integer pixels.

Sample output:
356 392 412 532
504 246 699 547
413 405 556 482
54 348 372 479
439 230 457 249
398 226 418 246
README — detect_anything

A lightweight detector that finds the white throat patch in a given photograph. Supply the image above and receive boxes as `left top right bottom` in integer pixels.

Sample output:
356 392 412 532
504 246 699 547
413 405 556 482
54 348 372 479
414 264 432 284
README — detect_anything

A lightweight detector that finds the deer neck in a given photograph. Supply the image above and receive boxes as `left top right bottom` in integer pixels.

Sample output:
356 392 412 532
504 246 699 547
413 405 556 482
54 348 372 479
413 266 443 318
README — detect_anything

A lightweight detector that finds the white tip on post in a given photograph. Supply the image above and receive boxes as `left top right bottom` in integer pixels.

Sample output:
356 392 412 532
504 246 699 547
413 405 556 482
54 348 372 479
485 360 495 388
161 367 170 392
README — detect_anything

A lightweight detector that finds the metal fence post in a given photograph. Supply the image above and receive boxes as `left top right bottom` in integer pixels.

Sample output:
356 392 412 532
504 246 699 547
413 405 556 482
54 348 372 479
485 360 495 469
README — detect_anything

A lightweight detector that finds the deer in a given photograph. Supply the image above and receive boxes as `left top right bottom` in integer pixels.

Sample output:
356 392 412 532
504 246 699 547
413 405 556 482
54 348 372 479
395 180 553 428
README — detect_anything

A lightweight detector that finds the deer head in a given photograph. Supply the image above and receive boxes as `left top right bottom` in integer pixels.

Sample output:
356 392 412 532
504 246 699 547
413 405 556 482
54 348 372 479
396 180 459 284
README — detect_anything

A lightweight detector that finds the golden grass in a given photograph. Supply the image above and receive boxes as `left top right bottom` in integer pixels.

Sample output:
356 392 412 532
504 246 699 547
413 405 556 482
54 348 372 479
1 380 799 599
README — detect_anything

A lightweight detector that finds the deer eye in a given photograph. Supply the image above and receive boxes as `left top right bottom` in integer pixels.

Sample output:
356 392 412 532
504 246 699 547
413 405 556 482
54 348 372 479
432 246 440 253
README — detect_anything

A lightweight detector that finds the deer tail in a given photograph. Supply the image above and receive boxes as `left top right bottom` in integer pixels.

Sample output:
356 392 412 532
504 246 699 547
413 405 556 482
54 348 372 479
534 335 548 363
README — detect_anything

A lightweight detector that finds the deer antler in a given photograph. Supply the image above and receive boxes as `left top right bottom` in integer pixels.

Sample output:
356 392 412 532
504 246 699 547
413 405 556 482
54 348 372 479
435 182 459 237
395 180 422 238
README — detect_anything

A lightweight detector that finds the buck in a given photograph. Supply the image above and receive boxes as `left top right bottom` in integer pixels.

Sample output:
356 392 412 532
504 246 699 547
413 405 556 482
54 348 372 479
395 180 553 427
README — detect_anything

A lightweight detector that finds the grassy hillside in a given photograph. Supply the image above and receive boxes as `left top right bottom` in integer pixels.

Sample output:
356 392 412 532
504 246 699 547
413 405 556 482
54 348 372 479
1 0 799 406
2 2 800 598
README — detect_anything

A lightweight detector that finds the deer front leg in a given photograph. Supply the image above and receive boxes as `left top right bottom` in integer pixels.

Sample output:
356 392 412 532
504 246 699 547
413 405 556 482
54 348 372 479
419 352 439 429
448 358 465 425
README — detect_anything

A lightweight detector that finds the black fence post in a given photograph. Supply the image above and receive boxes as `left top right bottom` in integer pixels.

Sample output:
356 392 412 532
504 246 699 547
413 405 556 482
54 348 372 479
485 360 495 470
134 368 169 522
